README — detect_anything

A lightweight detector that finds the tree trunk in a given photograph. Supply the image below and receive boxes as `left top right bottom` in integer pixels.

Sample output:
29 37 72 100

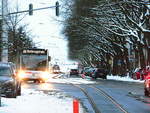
138 42 146 68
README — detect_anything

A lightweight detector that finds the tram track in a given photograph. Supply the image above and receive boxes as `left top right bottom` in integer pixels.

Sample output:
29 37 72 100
72 83 129 113
89 85 128 113
73 84 101 113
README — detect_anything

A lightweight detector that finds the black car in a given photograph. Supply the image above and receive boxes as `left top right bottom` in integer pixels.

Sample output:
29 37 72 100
52 65 60 74
0 62 21 98
91 68 108 79
70 69 79 76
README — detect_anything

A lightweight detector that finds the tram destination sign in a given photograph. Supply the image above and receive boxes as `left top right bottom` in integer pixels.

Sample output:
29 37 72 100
22 49 47 55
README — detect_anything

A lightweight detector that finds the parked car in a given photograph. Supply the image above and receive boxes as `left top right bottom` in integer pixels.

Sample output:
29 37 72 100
0 62 21 98
70 69 79 76
81 67 90 74
82 67 94 76
132 68 142 80
52 64 60 74
91 68 108 79
132 67 150 80
144 74 150 96
141 67 150 80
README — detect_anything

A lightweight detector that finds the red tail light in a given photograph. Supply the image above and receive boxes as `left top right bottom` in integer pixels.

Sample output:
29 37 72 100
26 72 32 74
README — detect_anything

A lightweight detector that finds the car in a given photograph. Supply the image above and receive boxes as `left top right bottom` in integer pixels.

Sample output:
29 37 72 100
144 74 150 96
52 65 60 74
0 62 21 98
131 68 141 80
91 68 108 79
81 67 94 76
70 69 79 76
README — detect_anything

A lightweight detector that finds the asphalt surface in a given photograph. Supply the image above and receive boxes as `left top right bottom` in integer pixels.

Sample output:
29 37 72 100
21 75 150 113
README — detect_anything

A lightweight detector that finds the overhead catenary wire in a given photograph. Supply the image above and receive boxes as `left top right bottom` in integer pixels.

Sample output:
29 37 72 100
0 4 61 16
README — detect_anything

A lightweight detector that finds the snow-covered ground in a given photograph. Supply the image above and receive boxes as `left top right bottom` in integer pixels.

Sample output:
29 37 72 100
0 74 144 113
48 74 144 84
107 74 144 83
0 88 84 113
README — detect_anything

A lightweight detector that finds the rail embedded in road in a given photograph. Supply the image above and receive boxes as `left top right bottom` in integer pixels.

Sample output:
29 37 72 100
72 83 129 113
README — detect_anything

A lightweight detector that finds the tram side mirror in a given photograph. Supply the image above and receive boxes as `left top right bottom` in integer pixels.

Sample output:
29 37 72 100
12 73 17 78
48 56 51 61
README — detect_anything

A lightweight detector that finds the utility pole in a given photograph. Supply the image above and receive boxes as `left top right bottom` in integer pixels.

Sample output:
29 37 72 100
1 0 8 62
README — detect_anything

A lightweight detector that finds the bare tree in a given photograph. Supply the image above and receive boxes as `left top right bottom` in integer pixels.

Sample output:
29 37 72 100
1 2 35 62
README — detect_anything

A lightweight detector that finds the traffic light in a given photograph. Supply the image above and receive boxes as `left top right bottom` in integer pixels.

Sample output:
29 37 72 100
56 1 59 16
29 3 33 15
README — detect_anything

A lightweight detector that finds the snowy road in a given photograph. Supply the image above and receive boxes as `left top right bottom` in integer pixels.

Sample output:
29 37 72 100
93 80 150 113
0 74 150 113
77 79 150 113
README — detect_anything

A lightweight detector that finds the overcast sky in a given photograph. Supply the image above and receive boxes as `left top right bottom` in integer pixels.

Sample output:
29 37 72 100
7 0 71 65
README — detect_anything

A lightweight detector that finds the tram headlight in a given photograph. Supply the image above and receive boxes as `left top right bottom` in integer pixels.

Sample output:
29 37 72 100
18 70 26 79
42 72 49 80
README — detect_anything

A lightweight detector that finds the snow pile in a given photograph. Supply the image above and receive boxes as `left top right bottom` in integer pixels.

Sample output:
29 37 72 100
0 89 84 113
107 75 144 83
